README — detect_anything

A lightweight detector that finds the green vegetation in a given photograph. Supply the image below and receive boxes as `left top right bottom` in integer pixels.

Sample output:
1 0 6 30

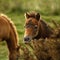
0 0 60 60
0 0 60 15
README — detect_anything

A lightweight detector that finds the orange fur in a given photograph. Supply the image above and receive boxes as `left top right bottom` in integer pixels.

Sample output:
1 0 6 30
0 14 20 60
24 12 53 43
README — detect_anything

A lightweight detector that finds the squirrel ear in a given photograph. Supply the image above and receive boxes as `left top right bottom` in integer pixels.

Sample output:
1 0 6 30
24 12 30 19
36 13 40 21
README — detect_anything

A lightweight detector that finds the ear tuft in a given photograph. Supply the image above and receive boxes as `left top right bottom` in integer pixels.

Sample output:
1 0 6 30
24 12 30 19
36 13 40 21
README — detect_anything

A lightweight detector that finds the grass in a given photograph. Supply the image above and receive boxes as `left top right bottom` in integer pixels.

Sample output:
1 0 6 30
0 0 60 15
0 0 60 60
0 12 60 60
7 13 25 43
0 41 8 60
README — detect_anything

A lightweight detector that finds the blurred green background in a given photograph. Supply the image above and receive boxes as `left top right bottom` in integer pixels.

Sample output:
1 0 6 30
0 0 60 15
0 0 60 60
